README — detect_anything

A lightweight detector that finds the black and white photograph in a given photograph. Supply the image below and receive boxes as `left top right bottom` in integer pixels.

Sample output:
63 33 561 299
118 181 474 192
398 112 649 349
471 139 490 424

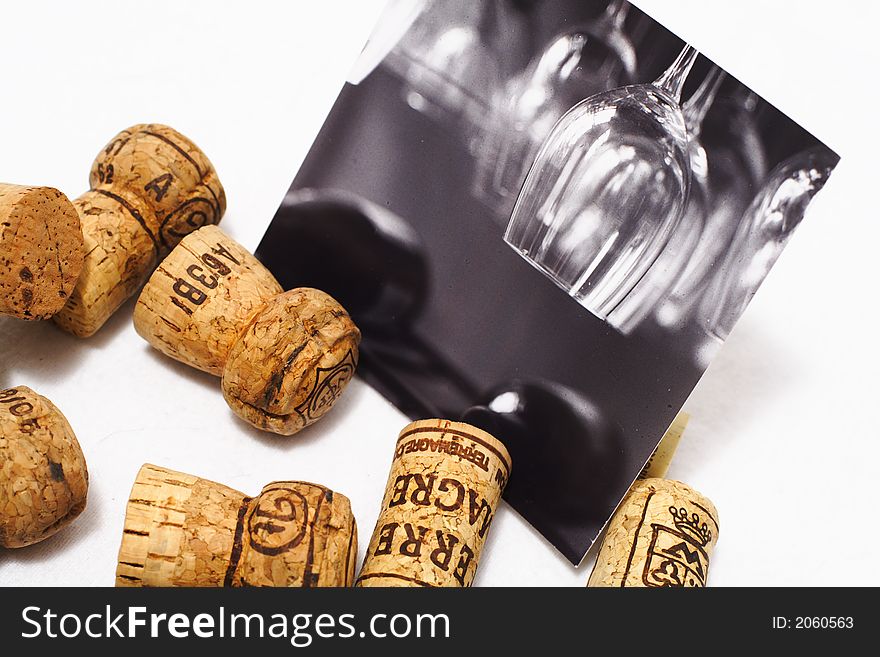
0 0 878 646
257 0 839 563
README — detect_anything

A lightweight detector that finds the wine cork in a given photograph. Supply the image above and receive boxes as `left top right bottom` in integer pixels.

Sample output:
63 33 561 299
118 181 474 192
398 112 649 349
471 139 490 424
53 124 226 337
0 386 88 548
638 412 689 479
133 225 282 375
588 478 719 587
222 287 361 435
134 226 360 435
0 184 84 320
356 419 511 587
116 464 357 587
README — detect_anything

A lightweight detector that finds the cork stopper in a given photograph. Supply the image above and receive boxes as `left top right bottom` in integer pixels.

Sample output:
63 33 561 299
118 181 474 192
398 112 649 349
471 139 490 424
133 225 282 375
116 464 357 587
638 412 689 479
221 288 361 435
0 184 84 320
53 124 226 337
356 419 511 587
134 226 361 435
0 386 88 548
588 478 719 587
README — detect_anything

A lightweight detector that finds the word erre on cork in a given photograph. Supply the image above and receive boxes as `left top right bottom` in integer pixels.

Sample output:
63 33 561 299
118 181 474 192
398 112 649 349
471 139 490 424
116 464 357 587
0 184 84 320
588 478 719 587
0 125 224 333
133 225 360 435
357 419 510 587
0 386 88 548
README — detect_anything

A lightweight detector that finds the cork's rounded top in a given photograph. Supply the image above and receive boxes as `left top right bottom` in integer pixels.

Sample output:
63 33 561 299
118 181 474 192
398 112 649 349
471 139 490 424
87 123 227 255
234 480 358 587
0 386 89 547
89 123 226 215
0 184 84 319
222 287 361 435
399 418 513 474
631 477 719 530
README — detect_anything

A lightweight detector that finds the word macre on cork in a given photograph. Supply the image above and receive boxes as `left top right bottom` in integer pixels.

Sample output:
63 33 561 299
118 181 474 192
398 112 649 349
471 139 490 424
356 419 510 587
116 464 357 587
0 184 84 320
133 225 360 435
588 478 719 587
52 124 226 337
0 386 88 548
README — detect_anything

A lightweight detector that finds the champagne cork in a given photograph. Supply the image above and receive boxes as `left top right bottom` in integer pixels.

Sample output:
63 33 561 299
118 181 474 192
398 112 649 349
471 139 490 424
133 225 282 375
356 419 511 587
0 386 88 548
638 412 689 479
0 184 83 319
588 478 719 587
134 226 360 435
116 464 357 587
53 124 226 337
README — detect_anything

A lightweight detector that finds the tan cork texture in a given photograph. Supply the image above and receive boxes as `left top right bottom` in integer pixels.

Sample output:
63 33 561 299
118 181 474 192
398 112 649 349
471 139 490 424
116 464 357 587
356 419 511 587
221 287 360 435
0 184 84 320
133 225 282 375
0 386 88 548
588 478 719 587
638 412 689 480
134 226 360 436
53 124 226 337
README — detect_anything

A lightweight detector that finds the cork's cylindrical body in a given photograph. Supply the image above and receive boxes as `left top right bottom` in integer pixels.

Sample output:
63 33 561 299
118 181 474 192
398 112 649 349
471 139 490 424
0 386 88 548
0 184 84 320
356 419 511 587
588 478 719 587
221 287 361 435
53 124 226 337
133 225 360 436
133 226 283 375
116 464 358 587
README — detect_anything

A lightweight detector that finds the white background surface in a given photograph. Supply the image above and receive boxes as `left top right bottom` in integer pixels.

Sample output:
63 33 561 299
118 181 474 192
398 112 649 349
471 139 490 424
1 0 878 586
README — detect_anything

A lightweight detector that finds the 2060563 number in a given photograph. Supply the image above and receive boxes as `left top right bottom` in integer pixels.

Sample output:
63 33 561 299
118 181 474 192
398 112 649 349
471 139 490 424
795 617 854 629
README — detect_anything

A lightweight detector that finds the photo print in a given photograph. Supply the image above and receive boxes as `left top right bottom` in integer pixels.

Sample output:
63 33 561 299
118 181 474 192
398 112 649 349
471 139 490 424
256 0 839 563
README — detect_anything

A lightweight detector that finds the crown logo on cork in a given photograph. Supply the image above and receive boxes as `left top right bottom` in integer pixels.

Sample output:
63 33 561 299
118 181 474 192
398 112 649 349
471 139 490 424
668 506 712 546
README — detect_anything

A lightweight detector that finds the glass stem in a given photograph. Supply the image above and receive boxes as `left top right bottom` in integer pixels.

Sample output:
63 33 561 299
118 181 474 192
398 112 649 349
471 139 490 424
603 0 629 28
683 66 725 138
653 44 698 103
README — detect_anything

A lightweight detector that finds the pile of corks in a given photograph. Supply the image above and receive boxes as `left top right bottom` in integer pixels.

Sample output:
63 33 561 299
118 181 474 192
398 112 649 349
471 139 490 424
1 125 718 587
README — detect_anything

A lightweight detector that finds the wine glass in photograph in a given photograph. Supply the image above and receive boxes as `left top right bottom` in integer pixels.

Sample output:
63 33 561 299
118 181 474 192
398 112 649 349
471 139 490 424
504 44 698 322
608 65 724 333
384 0 514 133
473 0 637 216
702 145 837 342
656 85 767 328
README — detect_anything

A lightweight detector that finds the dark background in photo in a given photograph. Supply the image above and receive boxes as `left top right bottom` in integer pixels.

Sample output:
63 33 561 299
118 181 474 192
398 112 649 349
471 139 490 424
256 0 838 563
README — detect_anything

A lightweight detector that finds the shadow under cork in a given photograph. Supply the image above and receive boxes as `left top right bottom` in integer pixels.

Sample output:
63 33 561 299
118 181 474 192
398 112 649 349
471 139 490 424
140 342 220 394
0 295 140 387
231 377 374 452
0 480 103 566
